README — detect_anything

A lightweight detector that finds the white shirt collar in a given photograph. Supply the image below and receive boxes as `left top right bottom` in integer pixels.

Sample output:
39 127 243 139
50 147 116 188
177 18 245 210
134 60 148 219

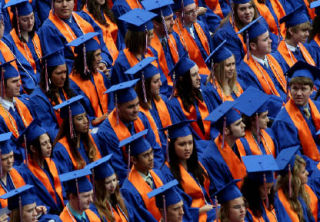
0 97 15 111
252 54 268 66
285 42 297 52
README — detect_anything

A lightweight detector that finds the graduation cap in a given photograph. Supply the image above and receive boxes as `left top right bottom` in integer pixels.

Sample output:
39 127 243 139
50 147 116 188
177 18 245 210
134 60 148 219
213 179 242 204
142 0 174 17
279 5 309 28
172 0 194 11
0 59 19 98
0 132 14 178
85 154 113 180
232 0 250 4
119 129 151 157
106 79 139 104
311 0 320 16
119 8 156 32
59 168 93 194
4 0 33 16
169 53 196 80
237 16 267 41
286 61 319 83
161 120 193 140
205 40 232 64
19 119 46 146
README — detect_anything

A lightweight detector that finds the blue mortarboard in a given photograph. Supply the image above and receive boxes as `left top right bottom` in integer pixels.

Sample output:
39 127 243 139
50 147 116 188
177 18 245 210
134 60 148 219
169 53 196 79
19 119 47 145
5 0 33 16
67 32 100 54
119 129 151 156
243 155 279 184
119 9 156 32
42 47 66 67
205 101 241 127
0 184 34 210
142 0 174 17
280 6 309 28
148 180 182 208
0 59 19 80
125 57 159 79
276 146 300 175
0 132 13 155
53 95 85 119
232 0 250 4
105 79 139 104
161 120 193 139
60 168 93 194
85 154 114 180
234 86 270 117
286 61 319 82
214 179 242 204
237 16 267 40
205 40 233 64
310 0 320 15
172 0 195 11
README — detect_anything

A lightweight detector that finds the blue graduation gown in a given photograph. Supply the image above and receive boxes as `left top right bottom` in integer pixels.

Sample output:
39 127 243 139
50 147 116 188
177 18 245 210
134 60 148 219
196 0 221 33
94 111 164 185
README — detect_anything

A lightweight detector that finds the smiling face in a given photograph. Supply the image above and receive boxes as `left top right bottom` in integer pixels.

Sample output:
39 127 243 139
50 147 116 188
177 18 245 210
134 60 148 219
236 2 255 25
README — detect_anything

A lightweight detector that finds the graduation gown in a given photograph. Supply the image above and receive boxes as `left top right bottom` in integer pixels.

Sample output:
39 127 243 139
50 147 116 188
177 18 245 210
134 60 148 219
60 205 101 222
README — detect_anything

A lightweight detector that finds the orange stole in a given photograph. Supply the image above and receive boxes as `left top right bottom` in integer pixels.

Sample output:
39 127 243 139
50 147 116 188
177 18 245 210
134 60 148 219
277 188 299 221
247 204 278 222
139 107 162 146
50 90 69 127
150 34 180 85
48 11 96 54
277 41 316 67
123 48 158 70
153 98 172 129
303 0 316 20
305 184 318 221
69 71 108 118
204 0 223 18
0 98 33 138
173 20 210 75
126 0 142 9
58 134 102 170
215 136 247 187
60 207 101 221
214 80 243 102
176 97 211 140
314 34 320 48
128 166 163 221
112 205 128 222
231 18 247 54
285 99 320 161
0 40 18 70
0 168 26 208
27 157 64 206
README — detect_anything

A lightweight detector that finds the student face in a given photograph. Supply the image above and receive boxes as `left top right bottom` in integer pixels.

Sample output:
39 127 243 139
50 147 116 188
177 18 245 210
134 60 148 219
174 134 193 161
50 64 67 88
229 118 246 138
183 3 197 25
298 164 309 185
147 29 154 46
73 113 89 134
257 111 269 130
290 27 310 44
255 31 272 55
1 151 14 174
92 49 102 72
118 97 140 123
228 197 246 222
19 12 35 33
224 55 236 81
5 76 21 99
163 14 174 34
150 74 162 97
104 173 118 195
39 133 52 158
133 148 154 173
259 182 273 201
166 200 184 222
23 202 38 222
290 83 312 107
53 0 74 20
79 190 94 210
236 2 255 25
190 64 201 89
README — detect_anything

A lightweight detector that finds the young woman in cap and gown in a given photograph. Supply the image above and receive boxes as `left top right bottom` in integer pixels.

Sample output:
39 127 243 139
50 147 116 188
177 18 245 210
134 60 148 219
53 96 102 174
68 33 114 127
16 121 64 215
160 121 216 221
241 155 291 222
2 0 42 94
276 147 319 222
29 49 75 140
86 155 134 221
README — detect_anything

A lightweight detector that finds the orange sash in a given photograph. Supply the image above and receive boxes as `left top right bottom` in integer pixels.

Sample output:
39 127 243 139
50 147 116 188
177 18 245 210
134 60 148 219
215 136 247 187
70 71 108 118
173 20 210 75
285 99 320 161
50 89 69 127
128 166 163 221
214 80 243 102
0 40 18 70
58 134 102 170
126 0 142 9
48 11 96 54
0 98 33 138
60 207 101 221
305 184 318 221
176 97 211 140
112 205 128 222
231 18 247 54
277 41 316 67
314 34 320 48
139 107 161 146
153 98 172 129
123 48 158 70
277 188 299 221
303 0 316 20
204 0 223 18
247 204 278 222
0 168 26 208
27 157 64 206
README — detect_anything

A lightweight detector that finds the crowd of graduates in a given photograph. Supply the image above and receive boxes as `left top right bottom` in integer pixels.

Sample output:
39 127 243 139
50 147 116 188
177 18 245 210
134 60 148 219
1 0 320 221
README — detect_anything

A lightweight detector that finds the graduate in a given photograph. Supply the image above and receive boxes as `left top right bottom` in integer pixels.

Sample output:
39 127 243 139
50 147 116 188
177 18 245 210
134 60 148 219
95 79 163 184
59 168 101 221
17 120 64 215
237 16 288 103
241 155 291 221
271 62 320 169
3 0 42 94
29 49 75 140
85 154 133 221
53 95 102 174
68 32 113 127
120 130 167 221
168 55 216 141
275 146 319 222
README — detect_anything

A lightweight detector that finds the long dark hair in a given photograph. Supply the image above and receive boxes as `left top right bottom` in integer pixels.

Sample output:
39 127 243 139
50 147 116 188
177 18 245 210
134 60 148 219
168 137 206 187
241 176 275 218
12 12 36 41
72 50 96 80
86 0 116 25
135 77 160 110
27 133 53 159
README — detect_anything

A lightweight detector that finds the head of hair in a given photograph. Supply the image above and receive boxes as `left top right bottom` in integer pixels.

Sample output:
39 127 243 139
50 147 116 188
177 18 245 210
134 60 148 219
27 132 52 160
11 12 36 42
72 50 96 79
309 15 320 42
85 0 116 25
219 196 246 222
124 30 148 54
135 77 160 110
286 22 312 39
289 76 314 88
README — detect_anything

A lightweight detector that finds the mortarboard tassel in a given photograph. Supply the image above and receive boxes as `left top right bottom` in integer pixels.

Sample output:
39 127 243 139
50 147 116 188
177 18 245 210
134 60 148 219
45 60 49 92
181 0 185 28
0 149 2 179
230 0 235 29
83 45 90 76
75 178 81 212
15 7 21 39
144 26 148 55
127 145 131 172
1 67 4 98
165 133 169 162
215 195 219 220
256 113 260 144
221 117 226 149
115 94 119 125
245 31 250 60
141 72 148 103
210 61 216 89
169 72 176 100
288 164 292 198
19 196 23 222
69 106 75 139
263 173 269 209
24 134 28 166
162 194 167 222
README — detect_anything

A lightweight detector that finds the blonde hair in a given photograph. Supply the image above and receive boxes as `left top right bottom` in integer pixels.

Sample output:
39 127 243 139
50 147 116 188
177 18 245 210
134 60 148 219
286 22 312 39
219 197 246 222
